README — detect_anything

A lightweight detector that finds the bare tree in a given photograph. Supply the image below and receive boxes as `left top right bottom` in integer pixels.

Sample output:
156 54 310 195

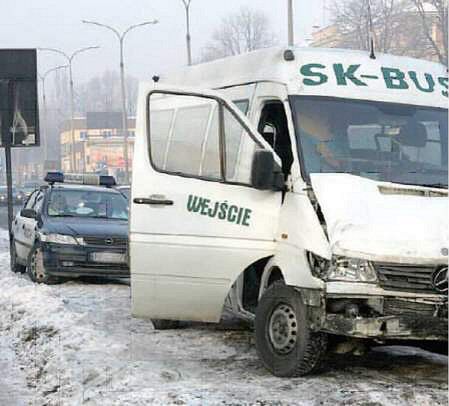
200 7 277 62
329 0 447 62
412 0 448 65
76 71 138 115
331 0 413 53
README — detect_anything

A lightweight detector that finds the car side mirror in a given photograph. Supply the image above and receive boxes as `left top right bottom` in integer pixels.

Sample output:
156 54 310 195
20 208 38 219
251 150 285 191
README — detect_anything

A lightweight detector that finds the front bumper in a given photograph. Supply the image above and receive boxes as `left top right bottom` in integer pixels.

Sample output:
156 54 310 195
322 312 447 340
305 288 448 341
42 242 129 278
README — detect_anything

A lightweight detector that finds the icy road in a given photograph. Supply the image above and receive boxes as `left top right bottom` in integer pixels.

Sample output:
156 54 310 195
0 231 447 405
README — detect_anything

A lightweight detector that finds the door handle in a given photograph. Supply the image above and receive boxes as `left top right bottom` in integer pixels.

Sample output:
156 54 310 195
133 196 174 206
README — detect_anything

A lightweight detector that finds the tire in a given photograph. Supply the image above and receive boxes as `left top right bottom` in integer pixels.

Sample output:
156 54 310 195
255 281 327 377
11 240 26 273
152 319 181 330
26 243 60 285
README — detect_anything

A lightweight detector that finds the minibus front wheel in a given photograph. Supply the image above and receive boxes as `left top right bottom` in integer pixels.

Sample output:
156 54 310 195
255 282 327 377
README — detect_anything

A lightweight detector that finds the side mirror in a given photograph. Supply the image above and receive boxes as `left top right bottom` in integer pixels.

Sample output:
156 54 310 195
251 150 285 191
20 208 38 219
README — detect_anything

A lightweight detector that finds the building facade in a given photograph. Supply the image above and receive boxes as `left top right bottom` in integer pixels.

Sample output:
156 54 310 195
60 112 135 184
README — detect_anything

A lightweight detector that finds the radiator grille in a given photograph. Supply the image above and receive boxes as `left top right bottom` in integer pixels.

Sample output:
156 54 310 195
375 263 439 294
83 236 128 247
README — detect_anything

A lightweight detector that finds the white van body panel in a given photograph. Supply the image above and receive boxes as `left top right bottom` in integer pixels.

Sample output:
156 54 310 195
131 47 448 327
162 47 447 108
130 86 283 322
311 173 448 265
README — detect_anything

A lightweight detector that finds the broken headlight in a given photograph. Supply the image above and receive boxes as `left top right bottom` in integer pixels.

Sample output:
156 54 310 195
308 253 377 283
327 257 377 283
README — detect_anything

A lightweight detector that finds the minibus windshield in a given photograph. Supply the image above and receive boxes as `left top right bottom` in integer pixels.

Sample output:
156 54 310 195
292 97 448 188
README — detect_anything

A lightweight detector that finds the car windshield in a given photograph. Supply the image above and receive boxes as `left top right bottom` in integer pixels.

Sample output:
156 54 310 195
292 97 448 188
118 187 130 200
47 189 129 220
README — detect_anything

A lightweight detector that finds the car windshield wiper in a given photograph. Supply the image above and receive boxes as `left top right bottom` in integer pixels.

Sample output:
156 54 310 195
420 183 448 189
51 214 77 217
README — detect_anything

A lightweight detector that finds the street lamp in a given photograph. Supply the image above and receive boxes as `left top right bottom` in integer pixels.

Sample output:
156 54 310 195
38 65 68 166
38 46 99 172
82 19 158 184
288 0 294 46
181 0 193 65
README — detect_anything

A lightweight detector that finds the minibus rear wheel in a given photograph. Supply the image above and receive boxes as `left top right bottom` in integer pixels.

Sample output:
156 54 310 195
255 282 327 377
152 319 180 330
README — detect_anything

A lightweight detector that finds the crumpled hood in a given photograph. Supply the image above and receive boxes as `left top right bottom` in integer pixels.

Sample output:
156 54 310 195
311 174 448 265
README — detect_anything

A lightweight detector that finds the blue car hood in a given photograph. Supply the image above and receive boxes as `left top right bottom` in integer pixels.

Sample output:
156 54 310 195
44 217 128 237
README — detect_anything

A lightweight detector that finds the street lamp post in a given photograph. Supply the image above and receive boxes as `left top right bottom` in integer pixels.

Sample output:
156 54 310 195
82 19 158 184
39 46 99 172
38 65 68 166
288 0 294 46
181 0 193 65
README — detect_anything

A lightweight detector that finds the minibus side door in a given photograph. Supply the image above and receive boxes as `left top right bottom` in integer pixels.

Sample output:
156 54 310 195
130 87 283 323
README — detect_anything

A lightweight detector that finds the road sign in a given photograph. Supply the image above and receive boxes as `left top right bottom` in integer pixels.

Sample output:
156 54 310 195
0 49 40 269
0 49 40 148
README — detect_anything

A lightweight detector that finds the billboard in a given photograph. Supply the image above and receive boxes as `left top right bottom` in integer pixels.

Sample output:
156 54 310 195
0 49 40 147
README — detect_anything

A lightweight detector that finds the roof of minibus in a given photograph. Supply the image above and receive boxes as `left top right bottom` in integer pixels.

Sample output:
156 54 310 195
153 46 448 109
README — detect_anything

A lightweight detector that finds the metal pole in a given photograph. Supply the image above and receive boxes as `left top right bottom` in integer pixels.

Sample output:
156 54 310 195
288 0 294 47
5 145 13 257
40 75 48 163
68 63 76 172
119 38 130 183
185 1 192 66
82 20 157 183
38 47 99 173
5 80 14 262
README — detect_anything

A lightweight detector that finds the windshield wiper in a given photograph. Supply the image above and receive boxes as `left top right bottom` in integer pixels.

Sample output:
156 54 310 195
421 183 448 190
52 214 77 217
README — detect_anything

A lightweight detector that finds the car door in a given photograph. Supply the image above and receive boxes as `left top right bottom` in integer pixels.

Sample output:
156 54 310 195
130 86 283 323
21 190 44 257
13 190 38 260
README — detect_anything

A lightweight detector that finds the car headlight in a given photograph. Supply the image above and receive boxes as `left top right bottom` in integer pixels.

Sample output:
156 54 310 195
327 257 377 283
40 233 79 245
308 253 377 283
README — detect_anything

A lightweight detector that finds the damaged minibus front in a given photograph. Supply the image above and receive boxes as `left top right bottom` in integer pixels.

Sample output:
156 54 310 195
130 46 448 377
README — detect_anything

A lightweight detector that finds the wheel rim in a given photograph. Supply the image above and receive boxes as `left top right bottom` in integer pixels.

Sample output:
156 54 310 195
268 303 298 355
30 248 46 282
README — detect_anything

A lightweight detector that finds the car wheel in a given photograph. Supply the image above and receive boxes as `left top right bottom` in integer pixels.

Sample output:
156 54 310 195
152 319 181 330
255 281 327 377
26 243 60 285
11 240 25 273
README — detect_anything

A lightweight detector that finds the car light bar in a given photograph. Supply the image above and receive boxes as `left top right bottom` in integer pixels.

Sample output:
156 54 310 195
44 172 117 187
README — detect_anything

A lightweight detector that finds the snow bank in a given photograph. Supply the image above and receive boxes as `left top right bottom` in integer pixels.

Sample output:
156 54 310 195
0 227 446 405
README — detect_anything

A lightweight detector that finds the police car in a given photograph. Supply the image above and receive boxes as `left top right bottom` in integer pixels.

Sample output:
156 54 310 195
11 172 129 284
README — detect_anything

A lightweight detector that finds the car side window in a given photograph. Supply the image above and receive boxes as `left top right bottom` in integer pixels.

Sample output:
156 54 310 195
33 192 44 213
224 108 260 184
25 191 37 209
165 104 212 176
148 93 263 186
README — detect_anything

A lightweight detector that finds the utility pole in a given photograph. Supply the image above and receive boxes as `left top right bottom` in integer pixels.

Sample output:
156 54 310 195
288 0 294 46
181 0 193 65
39 47 99 172
38 65 68 165
82 19 158 184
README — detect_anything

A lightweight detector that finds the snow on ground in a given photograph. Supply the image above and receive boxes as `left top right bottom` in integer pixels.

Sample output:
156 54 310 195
0 229 447 405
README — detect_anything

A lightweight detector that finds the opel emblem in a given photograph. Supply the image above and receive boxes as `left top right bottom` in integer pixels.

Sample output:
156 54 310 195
441 248 448 257
105 238 113 245
432 267 448 294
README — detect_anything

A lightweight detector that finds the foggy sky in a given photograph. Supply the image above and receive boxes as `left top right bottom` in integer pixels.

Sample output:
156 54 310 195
2 0 328 84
